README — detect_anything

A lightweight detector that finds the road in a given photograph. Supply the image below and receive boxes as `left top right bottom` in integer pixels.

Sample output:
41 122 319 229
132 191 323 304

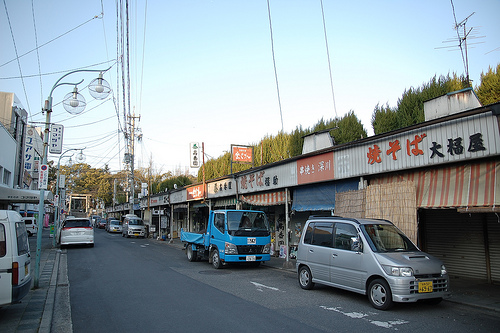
65 229 500 332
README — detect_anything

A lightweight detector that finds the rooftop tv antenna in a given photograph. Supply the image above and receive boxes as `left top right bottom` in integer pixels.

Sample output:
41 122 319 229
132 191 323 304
436 1 485 86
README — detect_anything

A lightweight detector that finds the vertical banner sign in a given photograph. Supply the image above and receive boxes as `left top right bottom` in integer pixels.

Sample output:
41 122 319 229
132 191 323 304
39 164 49 190
50 124 64 154
59 174 66 188
24 127 35 172
190 142 200 168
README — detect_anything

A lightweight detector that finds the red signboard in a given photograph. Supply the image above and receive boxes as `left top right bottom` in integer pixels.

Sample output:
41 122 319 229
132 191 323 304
232 146 253 163
187 184 205 200
297 152 334 184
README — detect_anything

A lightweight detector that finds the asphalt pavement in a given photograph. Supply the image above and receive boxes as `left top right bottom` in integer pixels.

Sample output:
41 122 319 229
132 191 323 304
2 230 499 333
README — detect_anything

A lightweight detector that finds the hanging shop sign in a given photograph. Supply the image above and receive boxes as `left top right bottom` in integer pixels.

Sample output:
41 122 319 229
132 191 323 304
24 127 35 172
231 145 253 163
49 124 64 154
190 142 201 168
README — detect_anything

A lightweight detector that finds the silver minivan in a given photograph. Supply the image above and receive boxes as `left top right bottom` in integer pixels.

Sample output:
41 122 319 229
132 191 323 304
122 214 145 238
0 210 31 307
296 216 450 310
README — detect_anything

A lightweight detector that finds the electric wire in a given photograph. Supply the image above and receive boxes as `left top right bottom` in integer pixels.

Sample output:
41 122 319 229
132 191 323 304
31 0 42 123
320 0 337 117
0 13 103 69
3 0 32 118
266 0 284 133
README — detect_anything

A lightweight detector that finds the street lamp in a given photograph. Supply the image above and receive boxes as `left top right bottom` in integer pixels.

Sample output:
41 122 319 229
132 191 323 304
52 148 86 247
35 67 111 288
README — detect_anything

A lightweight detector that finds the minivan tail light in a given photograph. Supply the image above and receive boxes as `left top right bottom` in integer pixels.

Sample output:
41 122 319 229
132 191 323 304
12 262 19 286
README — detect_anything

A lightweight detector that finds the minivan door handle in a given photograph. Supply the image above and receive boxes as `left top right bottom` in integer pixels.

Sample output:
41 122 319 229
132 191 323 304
332 253 338 258
308 249 314 253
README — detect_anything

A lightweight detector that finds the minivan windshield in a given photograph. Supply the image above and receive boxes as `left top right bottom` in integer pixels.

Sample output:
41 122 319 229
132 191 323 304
128 219 144 226
362 224 418 253
227 211 270 236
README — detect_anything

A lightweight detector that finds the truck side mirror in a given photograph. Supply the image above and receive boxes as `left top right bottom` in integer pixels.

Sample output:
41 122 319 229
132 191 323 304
351 236 362 252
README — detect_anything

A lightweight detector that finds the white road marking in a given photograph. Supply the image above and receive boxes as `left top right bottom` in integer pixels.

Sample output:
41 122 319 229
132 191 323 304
320 306 409 330
250 281 281 292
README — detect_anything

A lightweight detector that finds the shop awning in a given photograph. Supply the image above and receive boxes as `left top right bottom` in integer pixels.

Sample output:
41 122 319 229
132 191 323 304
240 191 286 206
214 197 237 207
371 160 499 209
292 179 359 212
0 186 53 204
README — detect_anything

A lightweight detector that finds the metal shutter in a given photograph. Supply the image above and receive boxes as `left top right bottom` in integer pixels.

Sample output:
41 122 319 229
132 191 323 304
487 214 500 283
422 209 488 280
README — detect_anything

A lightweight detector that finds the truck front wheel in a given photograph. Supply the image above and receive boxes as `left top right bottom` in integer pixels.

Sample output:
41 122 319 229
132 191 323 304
187 245 197 262
211 249 222 269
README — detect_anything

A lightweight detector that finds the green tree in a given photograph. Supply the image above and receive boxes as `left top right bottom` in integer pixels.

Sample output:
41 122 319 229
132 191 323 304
475 64 500 105
371 73 468 134
372 103 398 135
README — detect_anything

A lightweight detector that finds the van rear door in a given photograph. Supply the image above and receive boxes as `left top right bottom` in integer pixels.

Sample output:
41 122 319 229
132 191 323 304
0 210 31 306
0 221 11 305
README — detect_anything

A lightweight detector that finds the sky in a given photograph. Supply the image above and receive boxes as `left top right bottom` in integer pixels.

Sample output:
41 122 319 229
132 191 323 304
1 0 499 177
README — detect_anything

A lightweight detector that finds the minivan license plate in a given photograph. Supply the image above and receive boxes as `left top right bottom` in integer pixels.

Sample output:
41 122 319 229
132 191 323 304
418 281 433 293
246 255 256 262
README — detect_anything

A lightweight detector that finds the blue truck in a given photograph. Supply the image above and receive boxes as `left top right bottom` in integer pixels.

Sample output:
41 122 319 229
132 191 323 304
180 210 272 269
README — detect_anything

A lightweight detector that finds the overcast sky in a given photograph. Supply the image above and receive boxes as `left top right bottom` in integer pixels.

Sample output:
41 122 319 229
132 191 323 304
1 0 499 176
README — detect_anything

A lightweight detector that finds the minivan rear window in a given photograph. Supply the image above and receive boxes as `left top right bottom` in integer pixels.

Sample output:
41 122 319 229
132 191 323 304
64 219 91 228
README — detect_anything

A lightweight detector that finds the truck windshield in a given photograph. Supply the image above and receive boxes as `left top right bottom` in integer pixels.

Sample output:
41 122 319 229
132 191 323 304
361 224 418 253
227 211 270 237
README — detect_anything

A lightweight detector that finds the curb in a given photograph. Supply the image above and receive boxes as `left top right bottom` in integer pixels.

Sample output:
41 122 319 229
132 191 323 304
39 249 59 333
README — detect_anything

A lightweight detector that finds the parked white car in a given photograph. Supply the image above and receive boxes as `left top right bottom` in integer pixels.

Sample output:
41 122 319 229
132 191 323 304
60 217 94 248
21 216 38 236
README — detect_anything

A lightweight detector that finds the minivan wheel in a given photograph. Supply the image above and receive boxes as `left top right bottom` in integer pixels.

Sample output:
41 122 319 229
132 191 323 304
298 266 314 290
211 249 222 269
368 279 393 310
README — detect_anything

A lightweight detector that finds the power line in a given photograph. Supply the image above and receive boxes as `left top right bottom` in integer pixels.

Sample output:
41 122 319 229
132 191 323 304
0 13 103 69
3 0 32 118
266 0 284 133
320 0 337 117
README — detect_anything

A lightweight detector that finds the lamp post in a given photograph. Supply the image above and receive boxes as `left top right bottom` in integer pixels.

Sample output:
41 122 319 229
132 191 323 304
52 148 86 247
35 67 111 288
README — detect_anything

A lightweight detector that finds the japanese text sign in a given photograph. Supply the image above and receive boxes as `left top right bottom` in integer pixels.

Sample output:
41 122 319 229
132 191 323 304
187 184 204 200
232 145 253 163
49 124 64 154
297 152 334 184
190 142 200 168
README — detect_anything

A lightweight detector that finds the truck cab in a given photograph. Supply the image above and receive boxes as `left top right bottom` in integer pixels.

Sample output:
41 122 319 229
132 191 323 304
181 210 272 268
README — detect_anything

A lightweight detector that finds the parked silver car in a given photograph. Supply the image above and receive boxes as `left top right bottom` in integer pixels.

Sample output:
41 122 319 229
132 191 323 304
296 216 450 310
107 219 122 233
122 215 145 238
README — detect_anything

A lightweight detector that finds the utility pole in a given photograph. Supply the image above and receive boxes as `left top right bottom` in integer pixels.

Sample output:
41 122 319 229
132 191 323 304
127 113 140 214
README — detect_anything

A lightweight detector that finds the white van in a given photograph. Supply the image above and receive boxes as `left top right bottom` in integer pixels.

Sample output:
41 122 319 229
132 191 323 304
296 216 450 310
0 210 32 307
21 216 38 236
